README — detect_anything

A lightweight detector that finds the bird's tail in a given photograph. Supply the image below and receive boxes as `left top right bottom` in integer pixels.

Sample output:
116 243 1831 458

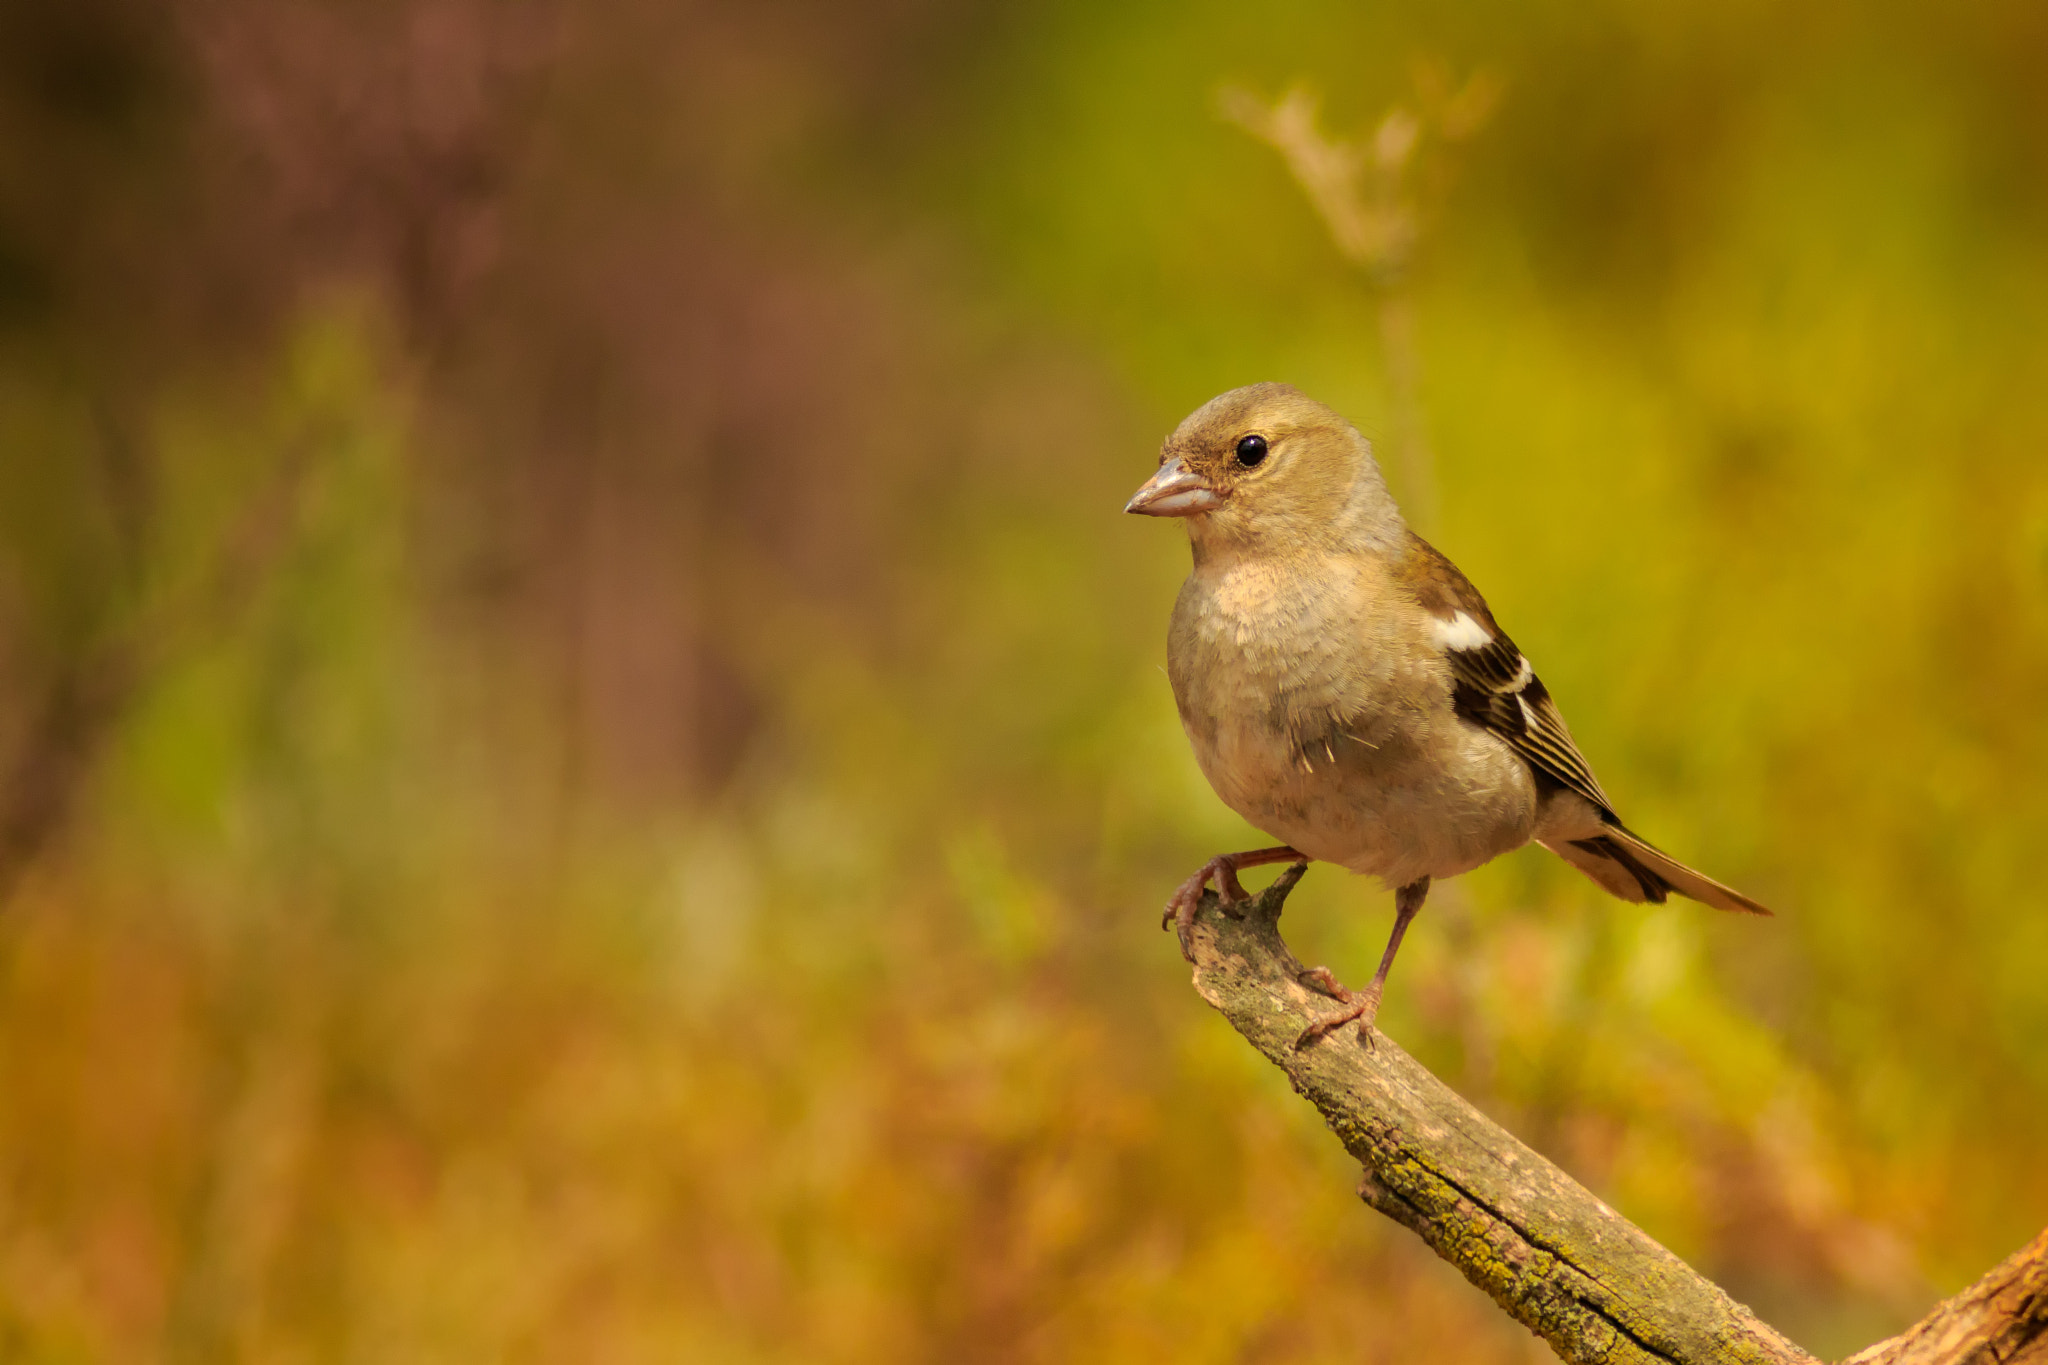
1540 827 1771 916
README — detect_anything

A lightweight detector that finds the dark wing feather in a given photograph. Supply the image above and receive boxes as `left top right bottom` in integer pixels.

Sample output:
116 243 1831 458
1399 533 1617 819
1398 533 1771 915
1446 642 1617 817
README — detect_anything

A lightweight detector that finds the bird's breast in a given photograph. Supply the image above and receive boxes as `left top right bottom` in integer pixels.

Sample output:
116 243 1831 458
1167 555 1405 752
1166 556 1537 885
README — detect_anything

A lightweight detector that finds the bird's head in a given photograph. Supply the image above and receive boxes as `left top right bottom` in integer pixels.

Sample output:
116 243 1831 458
1124 383 1403 555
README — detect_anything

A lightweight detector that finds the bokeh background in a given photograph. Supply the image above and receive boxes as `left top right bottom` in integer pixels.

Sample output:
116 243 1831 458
2 1 2046 1359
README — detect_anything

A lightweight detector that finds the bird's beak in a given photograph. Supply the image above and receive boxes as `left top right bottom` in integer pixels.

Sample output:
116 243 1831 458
1124 457 1223 517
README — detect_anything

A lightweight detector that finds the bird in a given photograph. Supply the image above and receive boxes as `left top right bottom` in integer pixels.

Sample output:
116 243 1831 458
1126 382 1769 1049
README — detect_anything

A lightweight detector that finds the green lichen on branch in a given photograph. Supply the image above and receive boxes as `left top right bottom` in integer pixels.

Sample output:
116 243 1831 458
1182 869 1816 1365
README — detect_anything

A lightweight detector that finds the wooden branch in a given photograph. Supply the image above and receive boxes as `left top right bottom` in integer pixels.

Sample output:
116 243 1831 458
1184 866 1816 1364
1841 1227 2048 1365
1183 869 2048 1364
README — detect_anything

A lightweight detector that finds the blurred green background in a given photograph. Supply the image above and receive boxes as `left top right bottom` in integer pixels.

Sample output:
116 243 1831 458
1 0 2045 1359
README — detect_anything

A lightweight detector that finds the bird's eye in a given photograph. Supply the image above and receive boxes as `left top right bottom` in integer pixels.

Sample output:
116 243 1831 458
1234 434 1269 468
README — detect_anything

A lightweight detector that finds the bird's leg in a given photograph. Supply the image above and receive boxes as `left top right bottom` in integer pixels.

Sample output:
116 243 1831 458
1296 876 1431 1051
1162 846 1306 962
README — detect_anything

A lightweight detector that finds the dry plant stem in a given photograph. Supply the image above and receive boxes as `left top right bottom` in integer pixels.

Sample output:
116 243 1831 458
1182 871 2048 1364
1185 867 1814 1365
1376 287 1437 530
1219 86 1441 529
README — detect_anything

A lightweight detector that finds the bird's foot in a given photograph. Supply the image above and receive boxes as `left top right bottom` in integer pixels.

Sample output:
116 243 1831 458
1159 847 1307 963
1161 855 1253 962
1296 966 1384 1052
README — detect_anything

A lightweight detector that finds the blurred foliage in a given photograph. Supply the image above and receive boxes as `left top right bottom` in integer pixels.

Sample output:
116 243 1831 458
1 0 2045 1360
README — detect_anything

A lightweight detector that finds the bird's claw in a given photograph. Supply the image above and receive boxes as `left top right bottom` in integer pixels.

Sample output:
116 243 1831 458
1295 1010 1379 1053
1160 856 1247 961
1159 890 1246 932
1160 849 1307 963
1294 967 1382 1051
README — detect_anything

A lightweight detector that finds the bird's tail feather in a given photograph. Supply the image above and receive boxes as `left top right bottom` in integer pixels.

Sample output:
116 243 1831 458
1539 828 1771 916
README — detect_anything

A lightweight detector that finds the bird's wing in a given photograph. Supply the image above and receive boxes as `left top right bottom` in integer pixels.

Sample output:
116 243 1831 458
1396 532 1618 818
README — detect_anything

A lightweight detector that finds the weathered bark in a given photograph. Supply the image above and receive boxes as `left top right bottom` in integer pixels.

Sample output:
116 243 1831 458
1842 1227 2048 1365
1180 867 2047 1365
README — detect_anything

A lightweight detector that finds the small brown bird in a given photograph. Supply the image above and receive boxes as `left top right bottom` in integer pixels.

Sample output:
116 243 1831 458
1127 383 1768 1048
